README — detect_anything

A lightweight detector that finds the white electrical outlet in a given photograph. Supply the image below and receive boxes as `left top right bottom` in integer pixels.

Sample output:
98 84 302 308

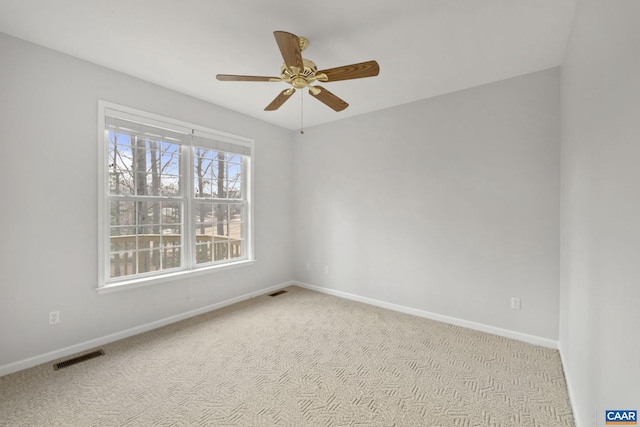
324 265 329 274
305 262 310 272
510 297 521 310
49 311 60 325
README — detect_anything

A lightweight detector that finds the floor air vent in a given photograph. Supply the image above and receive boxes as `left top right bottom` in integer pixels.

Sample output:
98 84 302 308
54 350 105 371
269 290 288 297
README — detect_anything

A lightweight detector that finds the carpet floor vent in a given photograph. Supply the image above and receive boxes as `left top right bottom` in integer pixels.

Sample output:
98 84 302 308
269 290 288 297
54 350 105 371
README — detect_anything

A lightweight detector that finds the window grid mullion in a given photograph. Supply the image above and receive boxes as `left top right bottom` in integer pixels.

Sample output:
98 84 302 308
183 140 195 270
241 161 247 260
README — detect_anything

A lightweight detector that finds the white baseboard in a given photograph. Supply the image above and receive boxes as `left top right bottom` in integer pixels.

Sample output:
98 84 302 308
1 280 558 377
0 281 294 377
294 281 559 349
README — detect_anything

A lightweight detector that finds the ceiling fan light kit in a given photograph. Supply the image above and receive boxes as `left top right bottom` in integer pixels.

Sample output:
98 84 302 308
216 31 380 113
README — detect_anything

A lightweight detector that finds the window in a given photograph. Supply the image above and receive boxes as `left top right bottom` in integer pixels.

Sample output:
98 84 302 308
98 102 253 291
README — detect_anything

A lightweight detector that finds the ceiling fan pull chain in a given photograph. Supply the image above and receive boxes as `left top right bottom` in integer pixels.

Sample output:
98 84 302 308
300 89 304 134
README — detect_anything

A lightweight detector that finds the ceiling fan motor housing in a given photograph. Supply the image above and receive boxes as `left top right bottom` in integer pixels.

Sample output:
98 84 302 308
281 58 320 88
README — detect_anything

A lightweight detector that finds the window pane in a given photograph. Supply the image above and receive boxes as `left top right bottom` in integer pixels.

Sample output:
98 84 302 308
137 249 158 274
194 202 212 232
148 140 181 196
161 175 180 196
138 201 164 224
110 201 135 226
163 246 181 269
228 204 244 240
195 240 212 264
212 203 243 261
108 133 135 196
213 204 229 230
139 226 159 238
227 180 242 199
128 139 181 197
213 238 229 262
110 250 136 278
194 201 212 264
227 162 241 178
227 154 242 164
110 230 136 252
214 180 225 199
161 225 181 238
193 147 245 200
161 141 181 175
194 150 213 199
194 176 214 198
229 238 243 260
210 237 242 261
194 202 244 263
109 199 183 279
230 219 243 258
161 203 182 227
110 226 136 237
132 144 148 195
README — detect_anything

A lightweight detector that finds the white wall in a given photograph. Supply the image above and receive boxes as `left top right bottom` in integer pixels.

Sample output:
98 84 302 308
0 33 293 370
560 1 640 425
293 68 561 341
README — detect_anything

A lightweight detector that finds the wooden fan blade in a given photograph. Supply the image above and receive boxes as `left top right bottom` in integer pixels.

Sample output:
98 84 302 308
217 74 281 82
309 86 349 112
264 88 296 111
317 60 380 82
273 31 303 71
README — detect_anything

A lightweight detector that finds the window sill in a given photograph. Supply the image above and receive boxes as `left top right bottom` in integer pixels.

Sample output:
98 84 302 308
96 259 256 294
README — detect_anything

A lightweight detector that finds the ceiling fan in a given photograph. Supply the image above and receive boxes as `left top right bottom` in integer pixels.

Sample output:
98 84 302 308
216 31 380 112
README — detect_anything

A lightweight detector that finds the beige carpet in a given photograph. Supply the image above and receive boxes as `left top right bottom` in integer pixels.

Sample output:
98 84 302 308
0 286 574 426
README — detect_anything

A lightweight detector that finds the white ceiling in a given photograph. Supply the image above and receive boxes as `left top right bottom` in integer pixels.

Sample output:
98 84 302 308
0 0 575 130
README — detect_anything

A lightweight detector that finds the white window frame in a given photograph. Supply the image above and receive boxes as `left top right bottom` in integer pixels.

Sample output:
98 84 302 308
97 101 254 293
